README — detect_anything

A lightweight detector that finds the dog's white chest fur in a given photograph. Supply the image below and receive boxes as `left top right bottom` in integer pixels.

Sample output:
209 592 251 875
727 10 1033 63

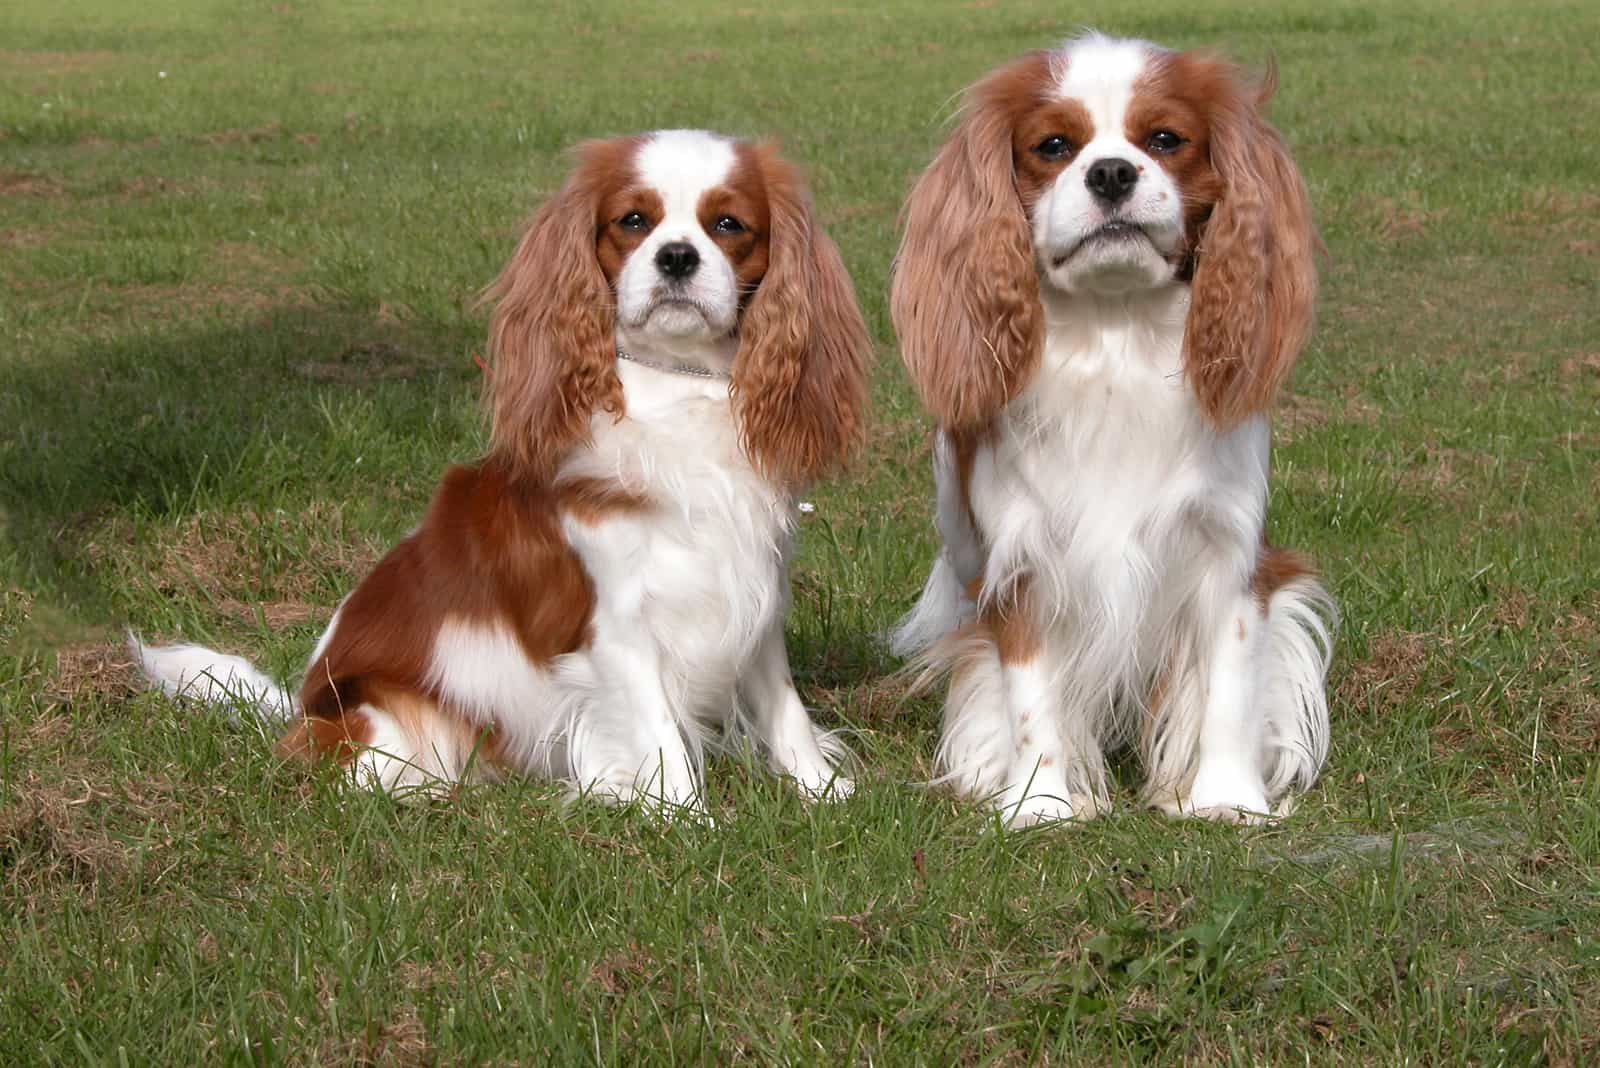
897 284 1332 824
564 364 793 716
949 289 1271 709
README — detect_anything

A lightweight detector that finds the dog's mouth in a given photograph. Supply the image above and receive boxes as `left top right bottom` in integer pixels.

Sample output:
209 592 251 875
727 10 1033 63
1050 221 1153 267
653 295 705 311
635 295 711 327
631 293 738 338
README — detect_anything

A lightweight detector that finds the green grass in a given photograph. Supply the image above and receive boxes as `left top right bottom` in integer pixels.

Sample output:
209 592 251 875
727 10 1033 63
3 0 1598 1062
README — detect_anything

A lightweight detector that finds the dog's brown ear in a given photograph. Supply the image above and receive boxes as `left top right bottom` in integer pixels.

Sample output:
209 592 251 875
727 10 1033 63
891 52 1049 434
731 144 871 485
1182 58 1318 428
479 139 632 482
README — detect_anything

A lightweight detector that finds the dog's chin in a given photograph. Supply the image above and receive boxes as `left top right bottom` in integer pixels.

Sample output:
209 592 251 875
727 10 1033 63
1043 227 1173 296
638 299 731 339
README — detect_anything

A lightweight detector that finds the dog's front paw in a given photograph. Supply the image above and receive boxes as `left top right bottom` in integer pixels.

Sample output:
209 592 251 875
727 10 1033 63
1002 791 1081 828
1155 770 1271 824
792 767 854 803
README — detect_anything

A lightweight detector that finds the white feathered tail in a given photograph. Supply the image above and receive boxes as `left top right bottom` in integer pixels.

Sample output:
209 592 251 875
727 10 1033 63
128 633 297 722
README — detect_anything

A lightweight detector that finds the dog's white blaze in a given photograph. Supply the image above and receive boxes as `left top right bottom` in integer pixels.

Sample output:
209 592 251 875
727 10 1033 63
1052 32 1149 130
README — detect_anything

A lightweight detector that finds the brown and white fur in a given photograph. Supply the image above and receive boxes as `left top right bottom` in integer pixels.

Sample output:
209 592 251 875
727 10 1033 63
135 129 870 814
890 34 1335 825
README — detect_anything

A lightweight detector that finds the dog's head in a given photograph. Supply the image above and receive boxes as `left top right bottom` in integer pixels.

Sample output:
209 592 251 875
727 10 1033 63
483 130 869 484
893 34 1317 431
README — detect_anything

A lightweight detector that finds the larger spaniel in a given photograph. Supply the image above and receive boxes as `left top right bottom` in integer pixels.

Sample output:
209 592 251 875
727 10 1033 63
890 34 1335 825
137 130 869 813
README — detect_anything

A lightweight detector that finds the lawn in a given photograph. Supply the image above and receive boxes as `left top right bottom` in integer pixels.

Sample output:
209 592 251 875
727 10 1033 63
2 0 1597 1063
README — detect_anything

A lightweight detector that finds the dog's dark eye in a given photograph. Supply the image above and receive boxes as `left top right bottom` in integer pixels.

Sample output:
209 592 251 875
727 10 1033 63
712 215 745 234
618 211 651 232
1033 135 1074 161
1147 130 1185 154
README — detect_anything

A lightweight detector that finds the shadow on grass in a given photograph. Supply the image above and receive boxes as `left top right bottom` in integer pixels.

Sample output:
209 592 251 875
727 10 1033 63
1 302 479 622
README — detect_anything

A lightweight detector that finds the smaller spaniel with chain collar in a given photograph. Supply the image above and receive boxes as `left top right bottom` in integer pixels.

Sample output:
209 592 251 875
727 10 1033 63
136 130 870 814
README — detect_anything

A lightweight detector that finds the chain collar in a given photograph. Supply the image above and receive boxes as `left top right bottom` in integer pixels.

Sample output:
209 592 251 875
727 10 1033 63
616 347 731 380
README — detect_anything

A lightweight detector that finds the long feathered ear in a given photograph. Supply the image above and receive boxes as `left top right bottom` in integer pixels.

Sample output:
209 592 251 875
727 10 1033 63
731 144 871 486
1184 61 1318 429
891 53 1049 434
479 140 625 482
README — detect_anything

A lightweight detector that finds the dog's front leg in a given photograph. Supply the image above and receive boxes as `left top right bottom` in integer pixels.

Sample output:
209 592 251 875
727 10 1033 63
739 615 852 801
580 618 702 815
568 520 702 817
1154 588 1272 823
993 649 1087 826
983 583 1103 826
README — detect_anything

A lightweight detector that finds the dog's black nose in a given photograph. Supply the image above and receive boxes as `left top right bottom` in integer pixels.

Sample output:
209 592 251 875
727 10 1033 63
655 242 700 279
1084 157 1139 205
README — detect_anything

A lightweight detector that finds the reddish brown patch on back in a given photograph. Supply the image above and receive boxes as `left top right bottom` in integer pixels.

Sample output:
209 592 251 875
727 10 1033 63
288 460 648 758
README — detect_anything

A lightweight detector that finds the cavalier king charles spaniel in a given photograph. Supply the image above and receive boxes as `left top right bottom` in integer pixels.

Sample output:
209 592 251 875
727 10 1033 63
890 34 1336 825
136 129 870 814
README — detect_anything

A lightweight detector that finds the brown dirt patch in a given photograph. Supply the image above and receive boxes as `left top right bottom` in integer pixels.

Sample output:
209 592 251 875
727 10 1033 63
113 174 164 198
322 1011 429 1067
1277 388 1381 439
1432 588 1600 760
1525 625 1599 753
311 975 430 1067
1489 188 1600 253
0 49 118 76
200 122 287 146
1355 193 1442 241
0 170 64 197
1559 353 1600 381
1336 630 1434 715
298 339 423 383
1396 444 1524 502
1277 392 1331 436
0 778 149 901
1 226 73 250
1557 599 1597 643
589 940 656 996
1507 188 1600 225
49 638 138 706
83 503 383 632
204 238 302 281
814 672 913 725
